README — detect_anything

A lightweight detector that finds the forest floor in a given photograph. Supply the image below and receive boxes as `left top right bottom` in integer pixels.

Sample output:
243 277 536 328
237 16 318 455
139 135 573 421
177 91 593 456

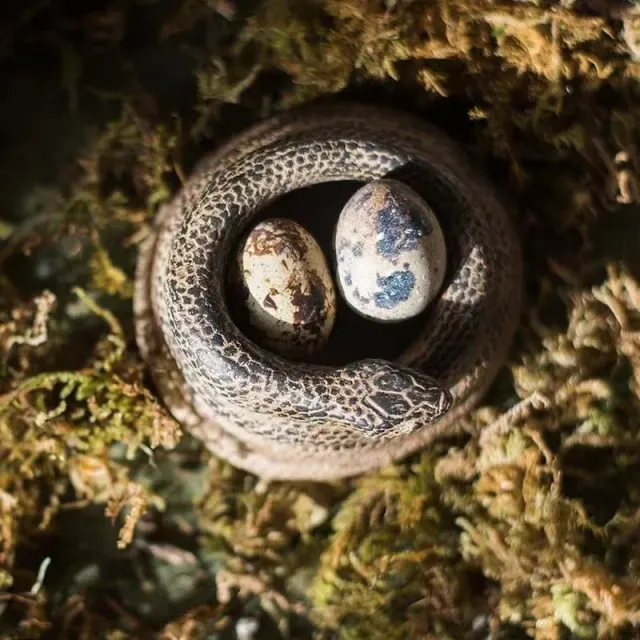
3 1 640 638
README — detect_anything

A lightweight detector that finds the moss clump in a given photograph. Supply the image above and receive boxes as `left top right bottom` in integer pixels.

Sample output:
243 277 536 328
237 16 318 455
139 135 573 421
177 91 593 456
313 456 479 639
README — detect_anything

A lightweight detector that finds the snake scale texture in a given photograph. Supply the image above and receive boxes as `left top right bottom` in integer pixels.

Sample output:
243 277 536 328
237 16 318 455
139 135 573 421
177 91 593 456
134 103 523 481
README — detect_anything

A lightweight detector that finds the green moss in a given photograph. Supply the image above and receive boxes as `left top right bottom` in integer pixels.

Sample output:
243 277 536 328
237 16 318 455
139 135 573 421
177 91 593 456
312 457 477 639
0 288 180 602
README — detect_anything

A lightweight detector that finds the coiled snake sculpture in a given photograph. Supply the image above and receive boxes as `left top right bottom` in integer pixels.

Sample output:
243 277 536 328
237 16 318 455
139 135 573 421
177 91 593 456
134 103 522 481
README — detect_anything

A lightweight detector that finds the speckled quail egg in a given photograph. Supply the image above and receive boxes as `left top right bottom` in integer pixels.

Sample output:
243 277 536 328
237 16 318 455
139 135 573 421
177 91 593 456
231 218 336 359
334 179 446 322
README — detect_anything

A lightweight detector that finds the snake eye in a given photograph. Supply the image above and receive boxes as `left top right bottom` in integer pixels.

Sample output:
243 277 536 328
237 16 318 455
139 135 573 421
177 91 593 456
371 369 415 393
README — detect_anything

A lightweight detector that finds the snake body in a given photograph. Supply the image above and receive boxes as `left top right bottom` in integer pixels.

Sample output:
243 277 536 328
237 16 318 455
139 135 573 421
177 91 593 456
134 103 522 481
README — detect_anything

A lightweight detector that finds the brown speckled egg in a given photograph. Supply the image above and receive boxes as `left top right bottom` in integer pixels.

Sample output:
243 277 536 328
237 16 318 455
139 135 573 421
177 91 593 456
334 179 446 322
231 218 336 359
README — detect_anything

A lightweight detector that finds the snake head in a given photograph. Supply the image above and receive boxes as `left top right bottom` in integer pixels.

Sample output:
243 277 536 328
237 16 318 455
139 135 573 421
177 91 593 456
334 360 452 439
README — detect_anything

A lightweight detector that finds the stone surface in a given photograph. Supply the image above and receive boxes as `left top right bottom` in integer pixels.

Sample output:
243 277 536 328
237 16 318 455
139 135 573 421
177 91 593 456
334 179 447 322
231 218 336 359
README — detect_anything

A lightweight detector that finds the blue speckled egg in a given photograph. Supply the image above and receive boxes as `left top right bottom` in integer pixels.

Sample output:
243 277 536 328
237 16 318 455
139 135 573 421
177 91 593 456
334 179 446 322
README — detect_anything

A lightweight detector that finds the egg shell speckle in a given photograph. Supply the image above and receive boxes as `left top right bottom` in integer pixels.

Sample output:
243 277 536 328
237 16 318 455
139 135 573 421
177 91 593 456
231 218 336 359
334 179 447 322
